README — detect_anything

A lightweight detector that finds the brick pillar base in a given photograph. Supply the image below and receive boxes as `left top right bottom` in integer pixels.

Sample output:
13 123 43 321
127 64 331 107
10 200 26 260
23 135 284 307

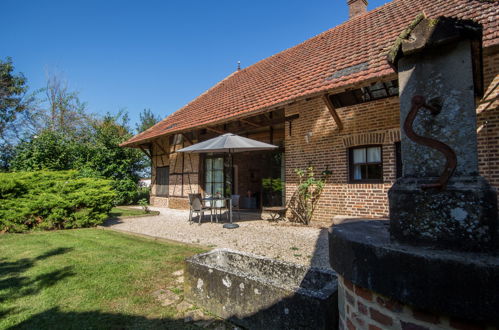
330 220 499 329
338 276 495 330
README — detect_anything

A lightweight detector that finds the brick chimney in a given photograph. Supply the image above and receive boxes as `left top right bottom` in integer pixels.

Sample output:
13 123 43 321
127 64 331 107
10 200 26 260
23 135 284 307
348 0 368 18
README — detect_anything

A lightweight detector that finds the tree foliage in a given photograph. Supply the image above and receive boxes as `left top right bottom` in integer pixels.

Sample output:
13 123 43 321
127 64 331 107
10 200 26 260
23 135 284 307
136 108 160 133
10 130 82 171
0 57 28 139
43 75 90 136
0 57 33 170
83 112 147 204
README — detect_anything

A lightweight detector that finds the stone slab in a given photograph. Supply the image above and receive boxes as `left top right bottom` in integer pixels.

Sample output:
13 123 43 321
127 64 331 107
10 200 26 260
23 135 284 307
184 248 338 330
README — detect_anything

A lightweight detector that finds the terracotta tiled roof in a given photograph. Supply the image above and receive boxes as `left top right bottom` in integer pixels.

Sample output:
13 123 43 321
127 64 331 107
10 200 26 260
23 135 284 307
122 0 498 147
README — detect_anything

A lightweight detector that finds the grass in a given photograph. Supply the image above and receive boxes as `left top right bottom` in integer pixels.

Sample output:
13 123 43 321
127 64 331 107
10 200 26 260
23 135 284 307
0 229 206 329
108 206 160 218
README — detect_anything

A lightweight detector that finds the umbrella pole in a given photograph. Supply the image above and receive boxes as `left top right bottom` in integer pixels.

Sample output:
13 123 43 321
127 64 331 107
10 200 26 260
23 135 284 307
223 151 239 229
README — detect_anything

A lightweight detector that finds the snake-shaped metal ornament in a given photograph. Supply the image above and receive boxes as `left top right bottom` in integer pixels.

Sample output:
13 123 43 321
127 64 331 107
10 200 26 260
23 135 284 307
404 95 457 190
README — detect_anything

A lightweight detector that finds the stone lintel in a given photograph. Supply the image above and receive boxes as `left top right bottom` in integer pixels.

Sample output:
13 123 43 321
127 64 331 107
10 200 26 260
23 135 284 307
329 220 499 323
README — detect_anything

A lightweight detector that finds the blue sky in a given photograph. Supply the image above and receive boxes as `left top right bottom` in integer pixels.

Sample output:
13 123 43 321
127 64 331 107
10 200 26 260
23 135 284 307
2 0 388 130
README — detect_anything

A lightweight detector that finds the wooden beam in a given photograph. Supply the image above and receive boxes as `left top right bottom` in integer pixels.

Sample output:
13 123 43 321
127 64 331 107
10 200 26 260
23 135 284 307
322 95 343 131
181 141 184 197
261 114 299 127
202 114 299 136
181 133 193 145
224 114 300 136
240 119 261 128
172 144 180 196
206 126 226 134
153 140 169 155
138 144 152 159
284 114 299 122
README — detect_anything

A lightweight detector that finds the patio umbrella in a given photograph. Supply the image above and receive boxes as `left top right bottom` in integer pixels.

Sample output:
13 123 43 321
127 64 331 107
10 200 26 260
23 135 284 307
178 133 278 228
177 133 278 154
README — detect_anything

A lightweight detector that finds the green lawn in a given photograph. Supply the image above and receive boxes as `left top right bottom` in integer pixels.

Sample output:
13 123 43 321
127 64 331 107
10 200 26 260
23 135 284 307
0 229 206 329
108 207 160 218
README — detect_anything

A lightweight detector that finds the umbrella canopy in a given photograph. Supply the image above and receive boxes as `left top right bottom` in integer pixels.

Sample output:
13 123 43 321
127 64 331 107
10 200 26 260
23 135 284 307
177 133 278 153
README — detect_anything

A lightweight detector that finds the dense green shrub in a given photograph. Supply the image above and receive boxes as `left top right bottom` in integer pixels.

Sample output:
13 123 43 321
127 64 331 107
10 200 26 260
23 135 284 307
0 170 116 232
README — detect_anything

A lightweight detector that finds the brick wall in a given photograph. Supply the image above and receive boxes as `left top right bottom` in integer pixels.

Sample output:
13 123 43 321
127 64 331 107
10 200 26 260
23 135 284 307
285 50 499 224
338 276 496 330
284 90 400 223
477 50 499 187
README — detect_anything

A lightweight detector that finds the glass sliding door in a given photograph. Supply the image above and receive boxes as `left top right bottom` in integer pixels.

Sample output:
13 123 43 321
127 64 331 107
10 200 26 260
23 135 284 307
205 156 225 197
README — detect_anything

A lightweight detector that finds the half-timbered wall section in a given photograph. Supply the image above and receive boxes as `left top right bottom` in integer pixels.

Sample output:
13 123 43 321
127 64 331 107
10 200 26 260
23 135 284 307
149 109 289 210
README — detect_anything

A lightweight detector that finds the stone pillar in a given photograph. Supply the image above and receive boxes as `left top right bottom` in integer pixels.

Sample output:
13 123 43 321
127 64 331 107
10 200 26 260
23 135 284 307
387 17 498 251
330 17 499 330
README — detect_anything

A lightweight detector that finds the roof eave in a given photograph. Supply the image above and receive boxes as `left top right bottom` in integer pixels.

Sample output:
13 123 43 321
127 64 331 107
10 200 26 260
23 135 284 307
120 71 401 147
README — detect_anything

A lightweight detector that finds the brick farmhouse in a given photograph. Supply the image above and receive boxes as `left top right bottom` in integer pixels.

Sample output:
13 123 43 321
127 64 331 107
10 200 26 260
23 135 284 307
122 0 498 224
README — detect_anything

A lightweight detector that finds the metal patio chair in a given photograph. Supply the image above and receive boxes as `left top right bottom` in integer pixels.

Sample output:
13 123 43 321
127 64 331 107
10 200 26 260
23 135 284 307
188 193 212 224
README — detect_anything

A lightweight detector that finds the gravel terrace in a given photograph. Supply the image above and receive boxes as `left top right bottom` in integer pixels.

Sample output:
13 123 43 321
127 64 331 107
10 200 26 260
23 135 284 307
104 207 331 269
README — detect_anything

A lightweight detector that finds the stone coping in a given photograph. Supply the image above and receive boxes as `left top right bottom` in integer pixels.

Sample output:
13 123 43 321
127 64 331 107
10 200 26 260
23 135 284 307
329 220 499 323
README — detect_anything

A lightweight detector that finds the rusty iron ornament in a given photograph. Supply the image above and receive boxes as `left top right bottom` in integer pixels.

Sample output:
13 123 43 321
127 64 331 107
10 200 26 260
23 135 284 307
404 95 457 190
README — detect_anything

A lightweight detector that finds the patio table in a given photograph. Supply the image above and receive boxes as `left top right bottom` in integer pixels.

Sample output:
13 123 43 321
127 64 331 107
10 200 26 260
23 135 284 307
203 197 234 227
262 206 287 222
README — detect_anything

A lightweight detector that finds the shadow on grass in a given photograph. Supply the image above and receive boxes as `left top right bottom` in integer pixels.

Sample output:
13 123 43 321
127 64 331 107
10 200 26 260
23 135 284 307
0 247 75 310
7 307 196 330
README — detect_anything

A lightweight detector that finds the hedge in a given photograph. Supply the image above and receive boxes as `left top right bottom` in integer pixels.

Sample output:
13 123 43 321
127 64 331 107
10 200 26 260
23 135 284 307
0 170 116 232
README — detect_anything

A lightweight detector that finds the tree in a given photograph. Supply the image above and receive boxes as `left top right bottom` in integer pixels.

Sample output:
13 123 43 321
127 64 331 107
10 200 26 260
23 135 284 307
0 57 32 170
1 70 93 171
83 112 147 204
10 130 83 171
43 74 91 138
136 108 160 133
0 57 28 140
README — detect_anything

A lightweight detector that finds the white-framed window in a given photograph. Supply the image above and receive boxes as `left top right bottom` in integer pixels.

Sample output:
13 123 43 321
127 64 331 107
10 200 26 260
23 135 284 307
349 146 383 183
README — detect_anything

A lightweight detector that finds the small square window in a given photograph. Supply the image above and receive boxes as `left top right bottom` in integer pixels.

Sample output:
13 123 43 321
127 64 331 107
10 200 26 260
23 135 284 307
349 146 383 183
